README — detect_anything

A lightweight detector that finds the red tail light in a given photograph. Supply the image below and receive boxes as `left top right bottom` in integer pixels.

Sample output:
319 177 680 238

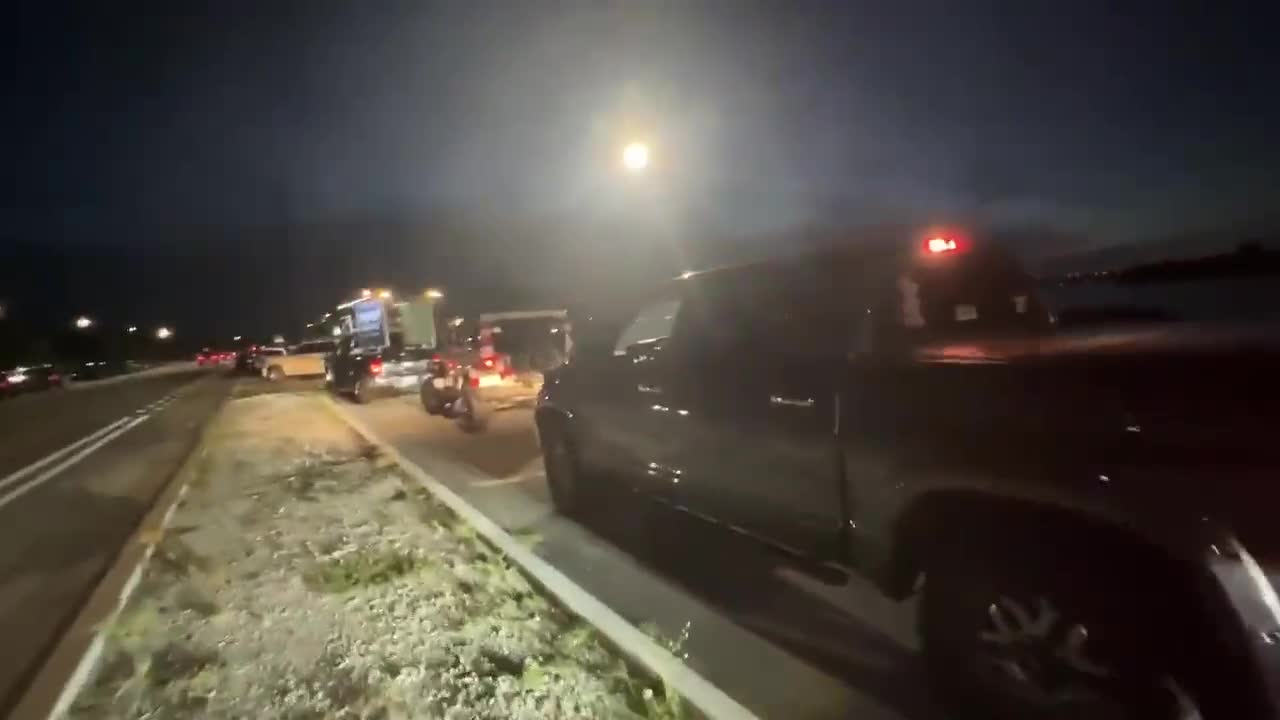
926 237 959 254
369 358 384 376
482 357 495 368
468 375 480 388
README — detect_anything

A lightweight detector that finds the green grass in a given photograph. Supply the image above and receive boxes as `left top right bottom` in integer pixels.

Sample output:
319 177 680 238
302 549 422 593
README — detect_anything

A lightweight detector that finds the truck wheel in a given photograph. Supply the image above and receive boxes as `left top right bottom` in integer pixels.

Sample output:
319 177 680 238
419 379 447 415
541 425 583 516
267 365 285 382
352 376 374 404
920 548 1208 720
454 385 491 433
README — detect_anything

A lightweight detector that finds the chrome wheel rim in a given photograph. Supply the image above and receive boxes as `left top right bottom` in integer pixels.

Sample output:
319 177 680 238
975 594 1200 719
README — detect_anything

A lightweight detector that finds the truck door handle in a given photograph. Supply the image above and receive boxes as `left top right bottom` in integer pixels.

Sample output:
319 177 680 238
637 384 663 395
769 394 814 408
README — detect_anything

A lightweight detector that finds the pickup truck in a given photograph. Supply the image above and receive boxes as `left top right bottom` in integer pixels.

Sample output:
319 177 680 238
535 238 1280 719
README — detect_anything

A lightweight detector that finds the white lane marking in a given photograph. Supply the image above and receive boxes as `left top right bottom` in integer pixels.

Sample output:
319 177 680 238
0 417 131 493
0 414 151 510
327 398 757 720
48 480 191 720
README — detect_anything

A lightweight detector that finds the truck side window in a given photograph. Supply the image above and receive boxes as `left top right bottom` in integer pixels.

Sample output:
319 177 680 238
613 297 681 355
676 264 846 364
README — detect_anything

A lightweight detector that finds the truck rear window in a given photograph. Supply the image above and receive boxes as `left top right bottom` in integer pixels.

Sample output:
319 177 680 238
895 258 1049 341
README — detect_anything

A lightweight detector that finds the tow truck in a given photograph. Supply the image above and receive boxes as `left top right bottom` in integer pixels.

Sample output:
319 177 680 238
326 292 438 403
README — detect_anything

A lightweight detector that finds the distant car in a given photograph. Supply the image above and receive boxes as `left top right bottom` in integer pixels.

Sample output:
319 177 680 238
261 341 334 381
3 365 66 395
71 360 128 381
251 347 287 376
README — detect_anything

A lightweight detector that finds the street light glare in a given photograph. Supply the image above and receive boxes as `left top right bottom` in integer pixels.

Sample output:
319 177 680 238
425 288 444 300
156 326 173 340
622 142 650 171
74 315 94 329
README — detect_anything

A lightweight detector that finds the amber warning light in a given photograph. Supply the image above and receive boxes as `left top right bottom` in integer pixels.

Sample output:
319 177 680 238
926 237 959 254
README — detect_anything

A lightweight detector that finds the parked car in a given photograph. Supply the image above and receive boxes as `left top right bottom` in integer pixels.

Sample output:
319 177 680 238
535 237 1280 719
2 364 67 395
260 340 333 381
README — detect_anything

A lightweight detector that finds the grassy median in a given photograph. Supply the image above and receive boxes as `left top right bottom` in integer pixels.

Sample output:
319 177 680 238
68 391 692 720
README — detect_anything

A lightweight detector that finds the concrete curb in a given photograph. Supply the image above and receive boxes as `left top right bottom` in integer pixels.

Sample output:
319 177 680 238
8 382 226 720
324 395 758 720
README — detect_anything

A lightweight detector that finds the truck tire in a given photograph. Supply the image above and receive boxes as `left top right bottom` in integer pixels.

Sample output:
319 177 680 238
267 365 285 382
352 376 374 404
454 385 490 433
541 425 582 516
419 379 447 415
920 546 1211 720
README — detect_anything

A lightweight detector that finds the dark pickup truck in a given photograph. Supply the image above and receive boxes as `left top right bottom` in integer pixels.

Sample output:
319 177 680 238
535 239 1280 719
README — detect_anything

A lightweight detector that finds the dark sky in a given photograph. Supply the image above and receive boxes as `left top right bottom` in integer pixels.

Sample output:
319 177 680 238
4 1 1278 342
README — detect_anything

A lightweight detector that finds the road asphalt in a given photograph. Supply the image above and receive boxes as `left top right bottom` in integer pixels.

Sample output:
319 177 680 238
341 393 943 720
0 370 228 714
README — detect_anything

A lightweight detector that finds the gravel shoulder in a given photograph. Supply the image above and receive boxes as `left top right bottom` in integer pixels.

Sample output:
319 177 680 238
67 391 693 720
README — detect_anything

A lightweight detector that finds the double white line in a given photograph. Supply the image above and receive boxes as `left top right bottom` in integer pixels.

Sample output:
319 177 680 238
0 394 177 509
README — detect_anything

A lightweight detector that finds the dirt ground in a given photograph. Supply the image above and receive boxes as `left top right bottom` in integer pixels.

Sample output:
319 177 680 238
67 391 691 720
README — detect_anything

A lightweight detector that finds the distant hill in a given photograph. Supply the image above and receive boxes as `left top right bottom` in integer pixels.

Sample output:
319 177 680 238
1040 216 1280 276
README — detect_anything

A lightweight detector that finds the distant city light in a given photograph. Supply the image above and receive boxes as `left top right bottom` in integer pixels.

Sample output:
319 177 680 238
155 326 173 340
74 315 94 329
233 335 242 341
360 289 373 298
425 288 445 300
127 325 138 333
378 290 392 299
622 142 650 171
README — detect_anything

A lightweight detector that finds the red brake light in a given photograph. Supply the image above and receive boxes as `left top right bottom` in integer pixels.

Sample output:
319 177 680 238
369 358 384 376
482 357 495 368
926 237 959 254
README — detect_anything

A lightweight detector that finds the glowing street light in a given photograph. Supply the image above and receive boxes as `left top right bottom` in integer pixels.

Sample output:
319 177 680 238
424 288 444 300
378 290 393 299
74 315 94 330
155 326 173 340
127 325 138 334
622 142 650 172
233 335 242 341
360 288 373 298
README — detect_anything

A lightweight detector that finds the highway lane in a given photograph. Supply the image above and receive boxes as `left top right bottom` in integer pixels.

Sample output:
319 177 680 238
340 393 938 720
0 373 229 713
0 369 210 484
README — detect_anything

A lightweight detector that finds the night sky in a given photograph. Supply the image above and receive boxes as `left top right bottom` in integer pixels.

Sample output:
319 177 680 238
4 1 1278 345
